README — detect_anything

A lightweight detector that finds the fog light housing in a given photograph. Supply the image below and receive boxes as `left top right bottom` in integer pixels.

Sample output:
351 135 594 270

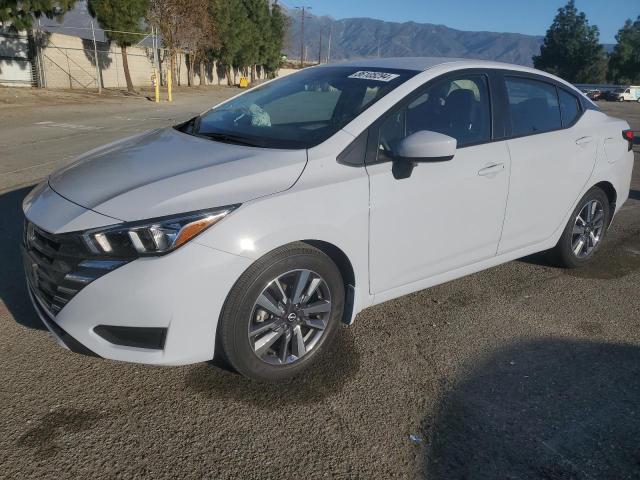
94 325 167 350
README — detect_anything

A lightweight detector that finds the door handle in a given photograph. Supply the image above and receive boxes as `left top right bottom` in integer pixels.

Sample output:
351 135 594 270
575 136 594 146
478 163 505 177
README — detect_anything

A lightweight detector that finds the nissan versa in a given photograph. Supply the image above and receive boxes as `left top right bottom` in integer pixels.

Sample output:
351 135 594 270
22 58 634 381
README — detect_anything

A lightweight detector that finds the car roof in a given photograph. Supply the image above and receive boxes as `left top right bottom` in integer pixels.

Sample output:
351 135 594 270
324 56 538 73
321 56 591 103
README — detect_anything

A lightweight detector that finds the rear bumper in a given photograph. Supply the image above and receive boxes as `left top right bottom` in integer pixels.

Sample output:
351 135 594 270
25 242 252 366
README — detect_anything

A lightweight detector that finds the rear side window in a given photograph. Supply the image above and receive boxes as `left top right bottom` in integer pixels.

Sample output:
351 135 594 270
558 89 581 126
506 77 561 136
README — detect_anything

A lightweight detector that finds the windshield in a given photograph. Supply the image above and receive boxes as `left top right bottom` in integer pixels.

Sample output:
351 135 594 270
187 66 418 149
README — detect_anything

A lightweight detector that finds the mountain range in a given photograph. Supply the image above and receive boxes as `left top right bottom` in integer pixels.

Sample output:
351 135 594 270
281 7 617 67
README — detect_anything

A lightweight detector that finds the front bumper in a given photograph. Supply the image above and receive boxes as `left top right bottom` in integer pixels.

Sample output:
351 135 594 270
27 283 100 357
25 241 252 366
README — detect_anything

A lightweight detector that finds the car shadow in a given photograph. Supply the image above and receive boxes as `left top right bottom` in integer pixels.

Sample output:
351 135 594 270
629 189 640 201
518 251 554 267
184 328 360 406
422 339 640 479
0 185 45 330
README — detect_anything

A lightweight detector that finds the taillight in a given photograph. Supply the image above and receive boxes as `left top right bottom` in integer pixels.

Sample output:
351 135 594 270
623 129 634 151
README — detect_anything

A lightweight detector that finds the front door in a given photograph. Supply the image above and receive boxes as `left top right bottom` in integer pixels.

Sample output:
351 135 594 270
367 72 510 295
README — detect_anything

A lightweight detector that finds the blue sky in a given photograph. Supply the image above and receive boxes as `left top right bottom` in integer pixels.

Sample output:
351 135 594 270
285 0 638 44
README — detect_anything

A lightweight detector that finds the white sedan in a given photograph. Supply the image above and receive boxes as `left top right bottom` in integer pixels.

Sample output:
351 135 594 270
22 58 635 380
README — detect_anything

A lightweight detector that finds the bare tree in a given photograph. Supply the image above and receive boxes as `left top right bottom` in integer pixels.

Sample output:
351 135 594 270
148 0 214 86
148 0 180 84
178 0 212 86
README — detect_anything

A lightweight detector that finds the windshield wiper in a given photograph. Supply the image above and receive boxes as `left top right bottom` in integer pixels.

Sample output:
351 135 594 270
196 131 264 148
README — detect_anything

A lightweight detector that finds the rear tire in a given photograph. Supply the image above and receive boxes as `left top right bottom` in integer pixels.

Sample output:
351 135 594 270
218 242 344 382
547 187 610 268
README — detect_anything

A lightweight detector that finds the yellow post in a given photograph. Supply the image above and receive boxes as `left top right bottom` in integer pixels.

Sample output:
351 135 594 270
167 71 173 102
153 69 160 103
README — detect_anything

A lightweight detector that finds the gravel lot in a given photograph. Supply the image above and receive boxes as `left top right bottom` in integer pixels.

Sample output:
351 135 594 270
0 91 639 479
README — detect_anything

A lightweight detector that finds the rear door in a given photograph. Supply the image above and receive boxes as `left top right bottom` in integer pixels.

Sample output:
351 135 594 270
497 74 598 254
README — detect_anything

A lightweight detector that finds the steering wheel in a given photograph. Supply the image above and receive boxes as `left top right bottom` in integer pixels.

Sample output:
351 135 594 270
379 133 395 155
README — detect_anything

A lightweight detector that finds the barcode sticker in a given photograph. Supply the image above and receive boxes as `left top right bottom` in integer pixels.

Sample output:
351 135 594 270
348 71 400 82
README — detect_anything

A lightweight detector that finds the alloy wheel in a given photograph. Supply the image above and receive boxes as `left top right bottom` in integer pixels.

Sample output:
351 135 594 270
248 269 332 365
571 200 605 258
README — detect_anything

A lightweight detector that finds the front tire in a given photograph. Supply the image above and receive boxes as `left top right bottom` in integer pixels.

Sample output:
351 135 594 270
548 187 610 268
218 243 344 381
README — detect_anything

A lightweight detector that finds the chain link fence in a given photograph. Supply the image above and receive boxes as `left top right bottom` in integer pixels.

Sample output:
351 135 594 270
2 22 269 90
37 24 218 90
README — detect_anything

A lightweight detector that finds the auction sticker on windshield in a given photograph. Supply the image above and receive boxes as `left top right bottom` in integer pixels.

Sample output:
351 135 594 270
348 71 400 82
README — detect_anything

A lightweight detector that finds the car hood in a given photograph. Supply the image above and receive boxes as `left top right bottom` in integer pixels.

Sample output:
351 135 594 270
48 127 307 222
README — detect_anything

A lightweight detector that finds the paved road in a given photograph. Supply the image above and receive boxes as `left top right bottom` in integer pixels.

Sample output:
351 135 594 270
0 94 639 479
0 88 233 192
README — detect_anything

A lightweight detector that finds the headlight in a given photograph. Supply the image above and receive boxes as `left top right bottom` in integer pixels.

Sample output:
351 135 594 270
83 205 239 257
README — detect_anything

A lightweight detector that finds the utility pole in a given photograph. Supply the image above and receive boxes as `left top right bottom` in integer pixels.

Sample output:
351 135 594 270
318 31 322 64
152 26 160 103
295 6 311 68
35 19 47 88
90 20 102 94
327 26 332 63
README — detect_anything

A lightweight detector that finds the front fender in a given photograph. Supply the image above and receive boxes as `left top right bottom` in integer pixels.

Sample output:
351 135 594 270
195 148 372 317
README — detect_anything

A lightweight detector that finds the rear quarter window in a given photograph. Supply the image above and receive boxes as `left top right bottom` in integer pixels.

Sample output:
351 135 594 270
558 89 581 127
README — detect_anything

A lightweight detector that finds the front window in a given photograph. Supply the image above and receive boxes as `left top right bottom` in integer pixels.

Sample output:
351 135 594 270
377 74 491 161
186 67 418 149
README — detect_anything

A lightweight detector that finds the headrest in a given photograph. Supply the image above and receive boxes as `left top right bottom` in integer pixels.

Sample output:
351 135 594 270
445 89 476 109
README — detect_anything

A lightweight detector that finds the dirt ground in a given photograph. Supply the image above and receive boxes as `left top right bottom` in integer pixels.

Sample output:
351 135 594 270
0 84 236 108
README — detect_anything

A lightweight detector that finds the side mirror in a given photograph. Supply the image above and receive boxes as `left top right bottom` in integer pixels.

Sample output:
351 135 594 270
392 131 457 179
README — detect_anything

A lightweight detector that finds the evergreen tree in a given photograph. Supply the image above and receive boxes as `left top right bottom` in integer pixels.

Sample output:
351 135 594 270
211 0 246 84
232 1 256 78
88 0 148 92
211 0 287 84
242 0 269 81
264 1 287 76
533 0 607 83
0 0 76 32
608 16 640 84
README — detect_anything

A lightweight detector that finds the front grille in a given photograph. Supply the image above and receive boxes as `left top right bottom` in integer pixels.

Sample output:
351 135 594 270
22 221 128 317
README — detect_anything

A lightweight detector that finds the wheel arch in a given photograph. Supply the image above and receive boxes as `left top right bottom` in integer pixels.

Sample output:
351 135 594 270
301 239 357 325
592 180 617 223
